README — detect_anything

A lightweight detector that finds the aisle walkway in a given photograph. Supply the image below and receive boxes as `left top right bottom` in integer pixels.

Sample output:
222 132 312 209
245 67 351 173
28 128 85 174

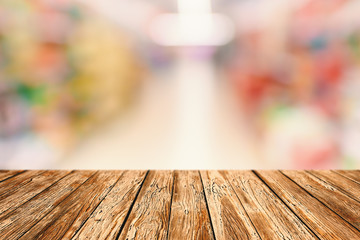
59 56 259 169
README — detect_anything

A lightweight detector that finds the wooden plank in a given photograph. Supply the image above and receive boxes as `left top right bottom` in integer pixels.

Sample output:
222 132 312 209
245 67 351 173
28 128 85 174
334 170 360 184
0 170 25 182
0 170 71 216
282 170 360 230
308 170 360 203
71 170 147 240
225 170 316 239
0 170 45 199
117 170 174 240
0 170 94 239
168 171 214 240
20 171 123 240
200 170 260 240
256 170 360 240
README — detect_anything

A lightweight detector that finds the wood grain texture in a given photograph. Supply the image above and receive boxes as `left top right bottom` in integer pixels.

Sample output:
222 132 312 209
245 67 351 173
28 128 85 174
72 170 148 240
225 170 316 239
0 170 359 239
168 171 214 240
20 171 123 240
0 170 94 240
0 170 70 216
282 170 360 230
308 170 360 203
0 170 24 182
117 170 174 240
334 170 360 184
200 170 260 240
0 170 44 200
256 170 360 240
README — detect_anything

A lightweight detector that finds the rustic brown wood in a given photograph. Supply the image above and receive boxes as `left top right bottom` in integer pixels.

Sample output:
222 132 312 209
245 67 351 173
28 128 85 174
72 170 148 240
200 170 260 240
334 170 360 184
20 171 123 240
0 170 359 239
308 170 360 203
0 170 94 239
0 170 71 216
0 170 24 182
256 170 360 240
282 170 360 230
117 170 174 240
0 170 45 200
168 171 214 240
225 170 316 239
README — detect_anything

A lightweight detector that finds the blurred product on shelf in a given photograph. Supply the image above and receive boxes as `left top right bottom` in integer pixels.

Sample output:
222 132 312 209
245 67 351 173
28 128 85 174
0 0 144 167
227 0 360 169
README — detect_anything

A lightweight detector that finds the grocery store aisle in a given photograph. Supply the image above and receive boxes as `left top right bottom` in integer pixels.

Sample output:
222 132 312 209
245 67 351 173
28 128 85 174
59 54 260 169
58 70 175 169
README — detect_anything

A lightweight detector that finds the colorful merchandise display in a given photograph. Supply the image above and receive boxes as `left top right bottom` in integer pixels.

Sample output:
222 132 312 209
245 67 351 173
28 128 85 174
227 0 360 169
0 0 144 167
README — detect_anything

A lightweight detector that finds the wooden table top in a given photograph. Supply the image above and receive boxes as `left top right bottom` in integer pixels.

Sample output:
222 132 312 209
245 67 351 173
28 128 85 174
0 170 360 239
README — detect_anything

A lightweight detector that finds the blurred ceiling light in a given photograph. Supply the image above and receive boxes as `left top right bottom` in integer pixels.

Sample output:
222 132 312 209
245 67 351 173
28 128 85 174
177 0 212 15
149 13 234 46
149 0 234 46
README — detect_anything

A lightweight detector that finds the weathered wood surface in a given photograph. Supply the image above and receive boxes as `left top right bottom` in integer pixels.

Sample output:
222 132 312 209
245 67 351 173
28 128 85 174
200 170 260 239
20 171 123 240
117 170 174 240
335 170 360 184
282 170 360 230
226 170 316 239
0 170 44 200
0 170 70 217
0 170 360 240
256 170 360 240
73 170 147 240
308 170 360 203
0 170 24 182
0 170 94 239
168 171 214 240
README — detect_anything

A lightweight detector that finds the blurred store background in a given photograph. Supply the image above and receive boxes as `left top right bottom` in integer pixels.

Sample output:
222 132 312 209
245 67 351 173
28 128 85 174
1 0 360 169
